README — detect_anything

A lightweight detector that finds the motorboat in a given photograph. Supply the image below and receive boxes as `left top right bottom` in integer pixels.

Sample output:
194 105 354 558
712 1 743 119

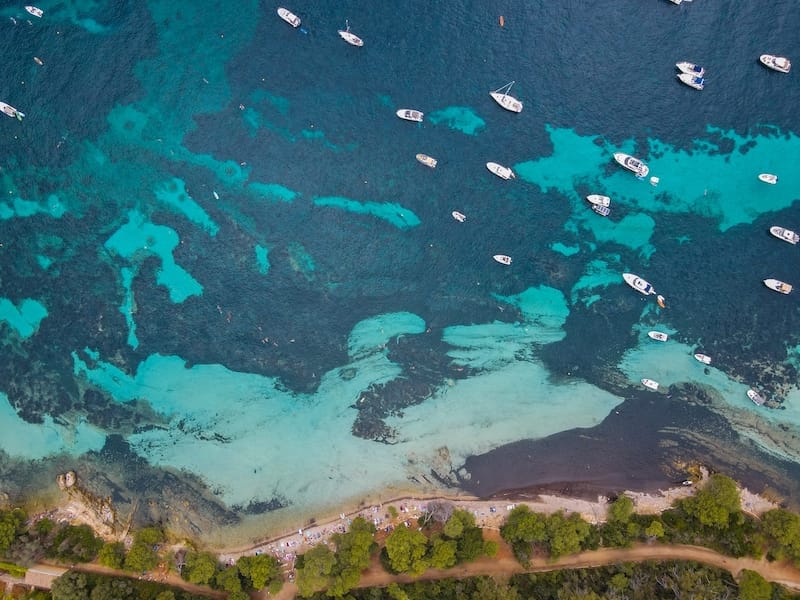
648 331 669 342
747 389 766 406
0 102 24 120
677 73 705 90
694 353 712 365
622 272 656 296
586 194 611 207
676 62 705 77
416 153 437 168
493 254 512 265
25 5 43 17
760 54 791 74
338 21 364 46
451 211 466 223
667 0 682 4
642 378 660 391
486 162 515 180
397 109 423 122
277 7 301 28
763 278 793 294
614 152 649 178
592 204 611 217
759 173 778 184
33 57 43 66
489 81 523 113
769 226 799 244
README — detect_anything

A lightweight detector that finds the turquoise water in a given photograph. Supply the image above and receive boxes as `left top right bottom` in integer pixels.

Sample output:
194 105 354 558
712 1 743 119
1 0 799 541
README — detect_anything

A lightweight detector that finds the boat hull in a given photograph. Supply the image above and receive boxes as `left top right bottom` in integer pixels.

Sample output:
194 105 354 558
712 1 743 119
415 153 437 168
642 379 659 391
694 353 712 365
339 30 364 46
763 278 793 294
769 226 799 244
486 162 515 180
397 109 423 122
493 254 512 265
613 153 650 178
747 389 766 406
677 73 705 90
277 8 301 27
759 173 778 184
676 62 705 77
760 54 791 73
648 331 669 342
451 211 466 222
622 272 656 295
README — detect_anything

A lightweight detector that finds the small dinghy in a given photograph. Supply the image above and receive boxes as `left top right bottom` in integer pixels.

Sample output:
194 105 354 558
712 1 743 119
648 331 669 342
592 204 611 217
642 378 660 391
493 254 512 265
694 353 712 365
451 211 466 223
416 153 437 168
763 278 793 294
769 226 799 244
747 389 766 406
486 162 515 180
758 173 778 184
657 295 667 308
586 194 611 207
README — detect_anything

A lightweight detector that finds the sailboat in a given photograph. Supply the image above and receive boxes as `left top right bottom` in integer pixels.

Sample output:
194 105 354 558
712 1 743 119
338 20 363 47
489 81 523 113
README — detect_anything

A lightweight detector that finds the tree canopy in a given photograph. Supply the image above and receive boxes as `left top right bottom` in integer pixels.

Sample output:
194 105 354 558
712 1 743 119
384 524 429 576
680 473 740 529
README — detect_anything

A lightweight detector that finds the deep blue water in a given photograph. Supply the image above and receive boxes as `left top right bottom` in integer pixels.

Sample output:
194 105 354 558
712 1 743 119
1 0 800 538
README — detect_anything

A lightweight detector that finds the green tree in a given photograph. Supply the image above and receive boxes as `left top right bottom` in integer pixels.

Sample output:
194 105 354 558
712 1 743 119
134 526 165 547
155 592 176 600
384 524 429 575
237 553 282 590
123 541 158 573
500 505 547 564
443 515 464 539
214 564 243 593
545 511 590 559
0 508 26 556
681 473 740 529
607 496 634 523
183 551 219 585
644 520 665 540
227 591 250 600
332 516 376 572
738 569 772 600
762 509 800 564
50 571 90 600
457 527 485 563
296 544 336 597
89 578 137 600
428 537 457 569
484 540 499 557
386 582 410 600
96 542 126 569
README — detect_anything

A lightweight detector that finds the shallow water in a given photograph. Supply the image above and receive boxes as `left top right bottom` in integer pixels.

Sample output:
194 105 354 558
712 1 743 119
1 0 799 542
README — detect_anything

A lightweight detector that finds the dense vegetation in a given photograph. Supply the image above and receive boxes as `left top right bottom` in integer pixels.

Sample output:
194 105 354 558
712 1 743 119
4 473 800 599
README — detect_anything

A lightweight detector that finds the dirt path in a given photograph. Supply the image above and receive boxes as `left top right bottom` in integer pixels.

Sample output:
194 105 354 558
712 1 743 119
260 532 800 599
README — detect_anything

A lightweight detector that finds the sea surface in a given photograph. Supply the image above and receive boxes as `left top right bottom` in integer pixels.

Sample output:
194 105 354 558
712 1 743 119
1 0 800 545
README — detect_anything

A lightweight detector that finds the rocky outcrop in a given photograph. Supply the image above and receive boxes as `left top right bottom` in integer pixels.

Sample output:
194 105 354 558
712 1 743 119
54 470 119 539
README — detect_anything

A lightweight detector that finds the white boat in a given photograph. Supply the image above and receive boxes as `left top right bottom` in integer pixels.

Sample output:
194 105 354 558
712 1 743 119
622 272 656 296
758 173 778 184
657 295 666 309
489 81 523 113
614 153 649 178
592 204 611 217
668 0 682 4
676 62 705 77
416 153 437 168
493 254 512 265
747 389 766 406
451 211 466 223
677 73 705 90
648 331 669 342
277 7 301 28
0 102 24 120
25 5 43 18
642 378 660 391
397 109 423 122
586 194 611 207
763 278 793 294
694 353 712 365
769 226 799 244
486 162 515 180
760 54 791 74
338 21 363 47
